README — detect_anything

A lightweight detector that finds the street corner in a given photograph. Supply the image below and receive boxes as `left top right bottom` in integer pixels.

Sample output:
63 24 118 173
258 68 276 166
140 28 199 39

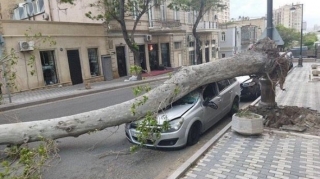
181 130 320 179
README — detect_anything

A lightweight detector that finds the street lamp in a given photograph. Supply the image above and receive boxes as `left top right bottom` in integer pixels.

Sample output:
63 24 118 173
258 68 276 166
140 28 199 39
290 3 304 67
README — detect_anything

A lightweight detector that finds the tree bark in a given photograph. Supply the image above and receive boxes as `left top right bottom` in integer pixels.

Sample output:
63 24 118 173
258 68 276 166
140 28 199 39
0 39 287 145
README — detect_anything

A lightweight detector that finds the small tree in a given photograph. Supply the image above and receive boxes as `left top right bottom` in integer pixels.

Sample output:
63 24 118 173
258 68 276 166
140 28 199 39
276 25 300 49
168 0 225 63
303 32 318 49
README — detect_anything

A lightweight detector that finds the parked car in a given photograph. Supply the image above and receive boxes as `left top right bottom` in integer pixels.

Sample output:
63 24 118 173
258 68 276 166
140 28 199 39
125 78 241 148
236 75 260 100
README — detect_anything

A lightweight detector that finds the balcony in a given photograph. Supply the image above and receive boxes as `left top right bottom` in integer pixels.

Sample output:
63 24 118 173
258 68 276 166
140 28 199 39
197 21 219 32
149 19 184 33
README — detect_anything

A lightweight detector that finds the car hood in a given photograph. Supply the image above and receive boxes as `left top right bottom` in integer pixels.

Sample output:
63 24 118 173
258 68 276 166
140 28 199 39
156 104 194 124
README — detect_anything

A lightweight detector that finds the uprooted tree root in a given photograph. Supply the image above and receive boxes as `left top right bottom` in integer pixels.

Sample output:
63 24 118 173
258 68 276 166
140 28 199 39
251 37 290 91
244 105 320 135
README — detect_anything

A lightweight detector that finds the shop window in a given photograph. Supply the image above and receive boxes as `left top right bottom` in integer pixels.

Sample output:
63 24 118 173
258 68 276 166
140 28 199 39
40 51 58 85
88 48 100 76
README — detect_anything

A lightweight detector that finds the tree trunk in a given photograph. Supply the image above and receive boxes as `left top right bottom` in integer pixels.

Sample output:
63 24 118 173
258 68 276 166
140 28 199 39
193 0 205 64
0 38 286 145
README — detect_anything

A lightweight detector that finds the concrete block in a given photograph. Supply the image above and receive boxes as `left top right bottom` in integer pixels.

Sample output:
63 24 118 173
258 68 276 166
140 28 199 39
231 113 264 135
311 64 319 69
311 70 320 76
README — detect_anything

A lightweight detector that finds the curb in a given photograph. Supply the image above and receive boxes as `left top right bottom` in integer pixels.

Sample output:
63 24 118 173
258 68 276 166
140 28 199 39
264 128 320 140
0 76 169 112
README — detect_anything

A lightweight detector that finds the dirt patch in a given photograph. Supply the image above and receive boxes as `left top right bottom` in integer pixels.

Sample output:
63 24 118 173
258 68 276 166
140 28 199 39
241 105 320 136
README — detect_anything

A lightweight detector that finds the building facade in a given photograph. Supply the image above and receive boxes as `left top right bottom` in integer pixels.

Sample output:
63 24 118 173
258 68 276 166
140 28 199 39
0 0 226 92
273 3 304 32
218 26 241 58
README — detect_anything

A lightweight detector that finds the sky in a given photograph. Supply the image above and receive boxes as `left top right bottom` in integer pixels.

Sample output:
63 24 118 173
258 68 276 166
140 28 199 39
230 0 320 30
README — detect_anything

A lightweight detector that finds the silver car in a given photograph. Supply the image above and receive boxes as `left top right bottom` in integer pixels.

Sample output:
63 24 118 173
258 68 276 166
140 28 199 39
125 78 241 148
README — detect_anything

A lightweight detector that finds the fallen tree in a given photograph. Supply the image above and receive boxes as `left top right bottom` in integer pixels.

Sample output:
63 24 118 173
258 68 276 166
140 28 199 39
0 38 289 145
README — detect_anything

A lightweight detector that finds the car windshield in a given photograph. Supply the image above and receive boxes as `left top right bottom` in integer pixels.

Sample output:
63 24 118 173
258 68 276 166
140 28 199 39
173 89 200 105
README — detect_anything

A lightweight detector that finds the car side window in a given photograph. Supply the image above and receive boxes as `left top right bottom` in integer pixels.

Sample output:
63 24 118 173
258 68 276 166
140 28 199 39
228 78 237 84
217 80 230 92
202 83 217 100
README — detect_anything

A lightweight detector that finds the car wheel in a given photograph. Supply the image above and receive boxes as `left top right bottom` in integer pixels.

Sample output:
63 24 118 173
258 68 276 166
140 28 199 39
229 97 240 116
187 122 201 146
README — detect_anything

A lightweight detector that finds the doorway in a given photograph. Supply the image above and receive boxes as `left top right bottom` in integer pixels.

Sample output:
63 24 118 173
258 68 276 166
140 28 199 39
161 43 171 67
101 55 113 81
139 45 147 71
148 44 159 70
205 48 209 62
67 50 83 85
116 46 127 77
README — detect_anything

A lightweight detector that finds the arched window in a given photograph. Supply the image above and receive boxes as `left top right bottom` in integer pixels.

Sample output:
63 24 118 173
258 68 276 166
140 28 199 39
221 32 226 41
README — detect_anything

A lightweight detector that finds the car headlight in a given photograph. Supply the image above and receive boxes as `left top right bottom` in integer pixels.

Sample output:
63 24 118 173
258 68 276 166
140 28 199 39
163 118 184 133
243 81 256 87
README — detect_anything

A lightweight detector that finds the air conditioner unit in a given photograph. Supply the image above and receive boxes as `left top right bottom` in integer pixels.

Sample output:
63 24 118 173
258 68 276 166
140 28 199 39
43 13 50 20
145 35 152 42
19 41 34 52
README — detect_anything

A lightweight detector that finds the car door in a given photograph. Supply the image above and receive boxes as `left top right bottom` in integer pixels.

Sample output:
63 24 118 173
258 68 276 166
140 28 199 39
201 83 223 131
216 79 232 117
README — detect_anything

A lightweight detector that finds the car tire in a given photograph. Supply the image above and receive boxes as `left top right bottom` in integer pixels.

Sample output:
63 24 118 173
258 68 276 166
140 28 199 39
187 122 201 146
229 97 240 116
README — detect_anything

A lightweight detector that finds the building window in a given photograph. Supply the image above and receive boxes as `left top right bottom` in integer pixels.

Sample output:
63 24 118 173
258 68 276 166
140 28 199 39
188 41 194 47
221 32 226 41
212 39 216 44
187 12 192 24
222 53 226 58
132 1 138 19
160 4 166 21
189 50 195 65
148 4 153 27
174 6 180 20
88 48 100 76
12 0 44 20
40 51 58 85
33 0 44 14
174 42 182 49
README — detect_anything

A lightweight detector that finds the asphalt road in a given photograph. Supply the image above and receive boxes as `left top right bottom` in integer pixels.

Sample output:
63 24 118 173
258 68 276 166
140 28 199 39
0 82 252 179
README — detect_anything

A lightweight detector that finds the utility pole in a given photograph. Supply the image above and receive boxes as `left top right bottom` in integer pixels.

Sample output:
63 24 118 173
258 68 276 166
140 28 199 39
259 0 277 107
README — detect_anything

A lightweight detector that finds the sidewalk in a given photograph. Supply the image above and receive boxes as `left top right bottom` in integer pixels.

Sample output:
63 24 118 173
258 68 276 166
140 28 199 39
0 74 169 112
170 62 320 179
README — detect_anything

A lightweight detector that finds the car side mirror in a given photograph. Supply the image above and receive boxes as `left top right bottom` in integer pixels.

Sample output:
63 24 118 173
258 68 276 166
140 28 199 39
203 98 211 106
207 101 218 109
203 98 218 109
